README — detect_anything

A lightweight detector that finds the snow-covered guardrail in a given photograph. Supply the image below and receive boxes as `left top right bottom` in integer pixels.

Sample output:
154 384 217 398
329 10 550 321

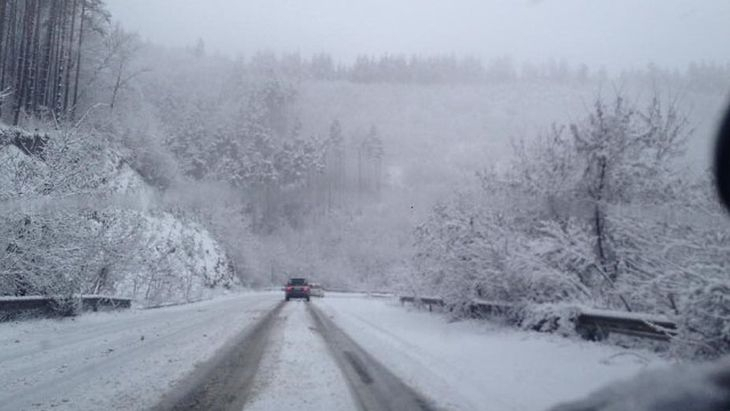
398 295 444 311
0 295 132 321
326 288 395 296
399 296 677 342
575 307 676 341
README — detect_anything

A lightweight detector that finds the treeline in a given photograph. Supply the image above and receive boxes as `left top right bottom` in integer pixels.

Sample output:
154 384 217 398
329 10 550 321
620 61 730 93
241 51 590 84
227 49 730 89
0 0 109 125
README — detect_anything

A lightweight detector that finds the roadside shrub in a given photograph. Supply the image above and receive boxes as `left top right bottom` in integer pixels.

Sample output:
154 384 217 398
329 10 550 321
519 304 581 336
47 297 82 317
673 284 730 359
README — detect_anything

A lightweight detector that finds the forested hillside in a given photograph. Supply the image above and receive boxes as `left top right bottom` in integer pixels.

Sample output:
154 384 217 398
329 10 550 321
1 0 728 358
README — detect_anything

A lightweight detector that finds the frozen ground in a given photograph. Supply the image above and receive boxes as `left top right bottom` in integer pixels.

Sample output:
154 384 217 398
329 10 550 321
0 292 278 411
314 293 670 411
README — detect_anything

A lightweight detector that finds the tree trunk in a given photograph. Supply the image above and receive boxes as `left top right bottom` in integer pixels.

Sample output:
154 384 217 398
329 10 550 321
70 0 86 121
593 156 608 275
62 0 77 113
27 0 43 115
54 0 69 119
0 0 6 73
109 60 123 110
46 0 59 108
39 0 58 114
0 0 8 118
592 156 633 312
2 0 19 120
54 0 71 118
13 0 37 126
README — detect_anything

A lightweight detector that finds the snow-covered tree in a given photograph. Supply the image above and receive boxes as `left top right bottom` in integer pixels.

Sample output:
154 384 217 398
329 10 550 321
412 92 730 358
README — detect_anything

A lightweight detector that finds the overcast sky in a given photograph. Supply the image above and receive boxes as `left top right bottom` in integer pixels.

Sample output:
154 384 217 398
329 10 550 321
106 0 730 71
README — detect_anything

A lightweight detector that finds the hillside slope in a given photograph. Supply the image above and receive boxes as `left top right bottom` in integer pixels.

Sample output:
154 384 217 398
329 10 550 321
0 125 235 307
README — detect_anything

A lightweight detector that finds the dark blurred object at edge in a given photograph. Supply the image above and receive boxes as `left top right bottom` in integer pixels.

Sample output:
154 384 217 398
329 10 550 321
716 103 730 211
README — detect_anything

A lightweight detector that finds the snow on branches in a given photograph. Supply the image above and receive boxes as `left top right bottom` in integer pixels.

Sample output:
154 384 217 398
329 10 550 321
413 93 730 358
0 125 234 309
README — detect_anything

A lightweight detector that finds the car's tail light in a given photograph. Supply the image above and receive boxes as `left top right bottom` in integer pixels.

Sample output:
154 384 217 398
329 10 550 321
286 286 293 292
303 286 310 292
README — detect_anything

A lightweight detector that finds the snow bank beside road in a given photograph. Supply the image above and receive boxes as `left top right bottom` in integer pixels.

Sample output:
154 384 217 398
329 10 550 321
315 293 668 411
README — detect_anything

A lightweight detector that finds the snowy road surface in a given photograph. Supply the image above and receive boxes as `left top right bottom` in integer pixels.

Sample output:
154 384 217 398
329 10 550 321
315 293 667 411
0 292 667 411
244 301 357 411
0 292 279 411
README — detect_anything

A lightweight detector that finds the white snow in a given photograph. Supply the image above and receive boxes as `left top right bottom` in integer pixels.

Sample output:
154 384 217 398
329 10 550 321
314 293 669 411
0 292 279 411
0 291 676 411
244 301 357 411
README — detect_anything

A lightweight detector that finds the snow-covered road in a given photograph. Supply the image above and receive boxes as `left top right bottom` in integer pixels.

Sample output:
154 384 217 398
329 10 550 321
315 293 668 411
0 292 279 411
0 291 668 411
244 301 356 411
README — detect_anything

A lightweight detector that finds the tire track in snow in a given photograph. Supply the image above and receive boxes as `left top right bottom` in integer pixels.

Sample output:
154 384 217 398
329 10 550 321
321 302 489 411
154 300 285 411
308 303 441 411
242 301 357 411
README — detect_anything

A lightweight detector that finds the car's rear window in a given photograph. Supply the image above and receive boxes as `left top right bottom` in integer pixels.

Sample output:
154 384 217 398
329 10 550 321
289 278 307 285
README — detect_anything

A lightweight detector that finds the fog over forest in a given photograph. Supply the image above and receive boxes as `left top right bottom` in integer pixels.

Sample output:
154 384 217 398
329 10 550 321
0 0 729 362
107 0 730 71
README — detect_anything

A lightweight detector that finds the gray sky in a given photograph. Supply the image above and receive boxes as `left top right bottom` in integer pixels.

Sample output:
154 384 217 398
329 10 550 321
106 0 730 71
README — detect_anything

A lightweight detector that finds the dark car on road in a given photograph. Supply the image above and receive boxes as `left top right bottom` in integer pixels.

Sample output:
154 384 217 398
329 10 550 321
285 278 310 301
